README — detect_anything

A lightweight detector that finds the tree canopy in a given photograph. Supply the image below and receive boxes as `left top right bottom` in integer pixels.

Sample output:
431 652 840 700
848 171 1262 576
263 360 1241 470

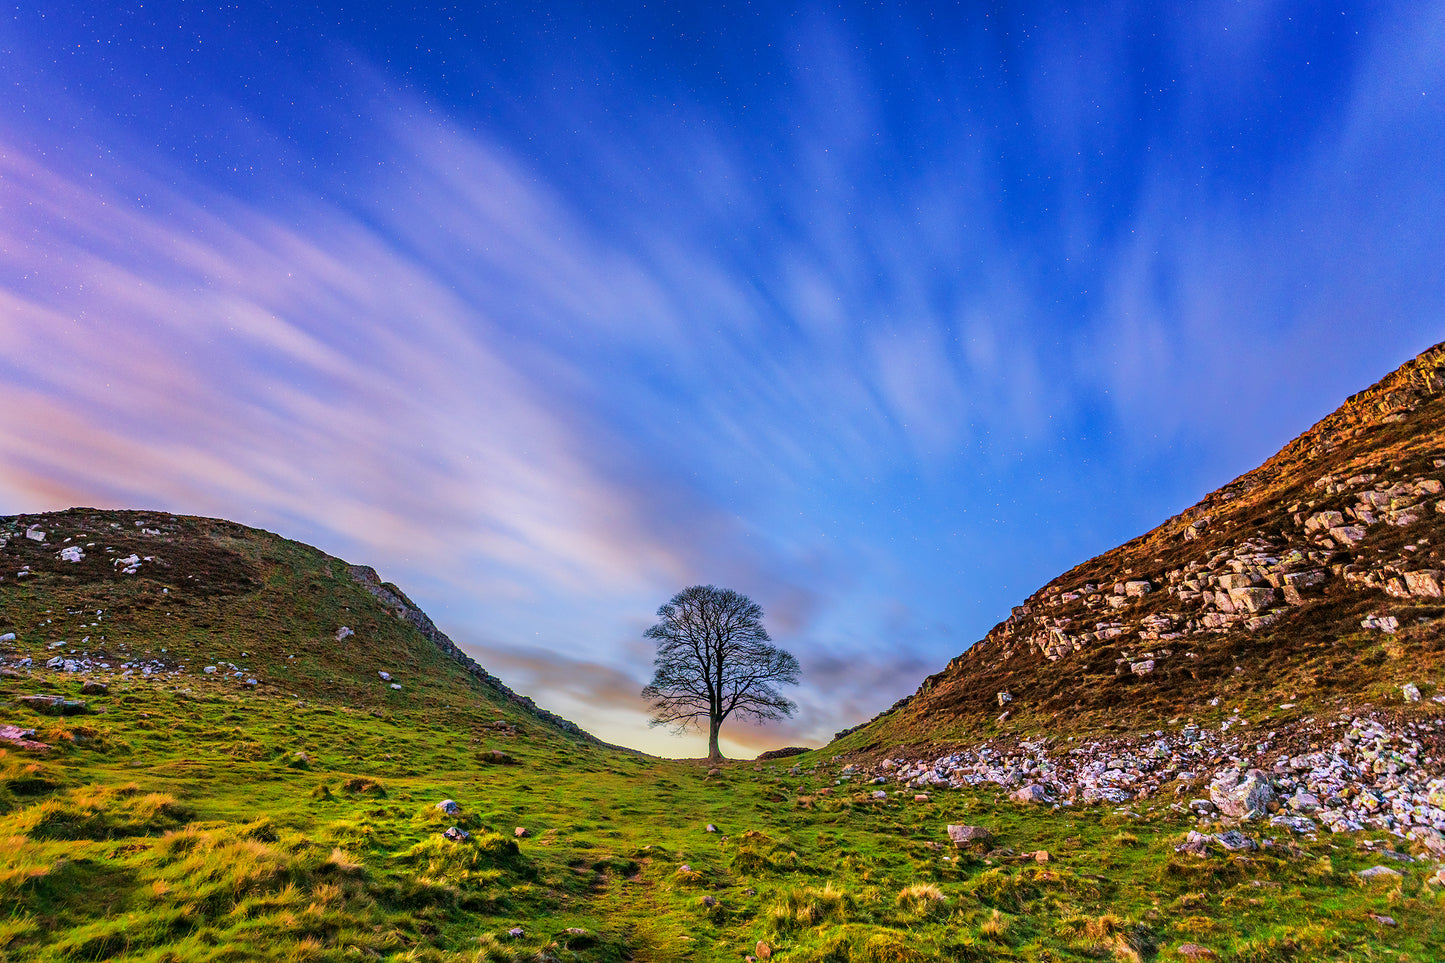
640 585 800 761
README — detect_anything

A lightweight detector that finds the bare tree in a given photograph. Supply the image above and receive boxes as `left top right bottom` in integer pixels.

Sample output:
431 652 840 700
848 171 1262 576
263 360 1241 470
640 585 801 761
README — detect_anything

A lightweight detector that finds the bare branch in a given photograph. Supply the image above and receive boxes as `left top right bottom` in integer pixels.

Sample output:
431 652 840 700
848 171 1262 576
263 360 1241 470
638 584 801 760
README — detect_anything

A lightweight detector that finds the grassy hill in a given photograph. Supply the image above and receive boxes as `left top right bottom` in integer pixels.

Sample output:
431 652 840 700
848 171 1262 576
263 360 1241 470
6 346 1445 963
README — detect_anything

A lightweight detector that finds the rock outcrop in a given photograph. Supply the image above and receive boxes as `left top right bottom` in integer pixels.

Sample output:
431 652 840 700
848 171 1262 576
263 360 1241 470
864 342 1445 733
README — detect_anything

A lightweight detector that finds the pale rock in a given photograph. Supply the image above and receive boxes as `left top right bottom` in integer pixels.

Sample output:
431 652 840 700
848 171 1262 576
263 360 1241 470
25 527 45 541
1357 865 1402 880
1011 784 1051 804
997 690 1012 707
436 799 459 815
1328 525 1366 547
1283 569 1326 589
1402 683 1422 703
1361 614 1400 633
1304 510 1344 533
1213 829 1256 851
947 824 993 846
1210 769 1276 819
58 545 84 563
1288 792 1321 813
1130 660 1155 676
1269 814 1317 834
1228 587 1277 614
1403 570 1444 598
1124 580 1153 597
336 626 355 641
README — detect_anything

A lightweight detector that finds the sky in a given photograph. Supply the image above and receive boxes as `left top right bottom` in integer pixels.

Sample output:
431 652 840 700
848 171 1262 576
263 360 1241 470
0 1 1441 756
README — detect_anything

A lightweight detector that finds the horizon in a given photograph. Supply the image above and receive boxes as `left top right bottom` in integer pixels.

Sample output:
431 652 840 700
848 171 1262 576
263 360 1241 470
1 2 1442 756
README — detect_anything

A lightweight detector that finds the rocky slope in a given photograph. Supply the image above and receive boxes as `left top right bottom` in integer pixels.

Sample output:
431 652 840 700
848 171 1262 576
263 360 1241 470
850 341 1445 743
822 342 1445 857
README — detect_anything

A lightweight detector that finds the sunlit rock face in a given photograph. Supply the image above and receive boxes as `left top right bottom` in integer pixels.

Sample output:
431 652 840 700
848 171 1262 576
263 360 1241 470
865 342 1445 735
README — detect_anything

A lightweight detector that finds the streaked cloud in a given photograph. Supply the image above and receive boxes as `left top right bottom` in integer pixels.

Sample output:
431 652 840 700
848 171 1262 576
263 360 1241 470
1 2 1441 755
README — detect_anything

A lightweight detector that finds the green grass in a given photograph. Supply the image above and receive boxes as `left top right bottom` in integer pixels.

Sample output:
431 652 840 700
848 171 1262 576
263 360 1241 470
1 676 1443 961
3 509 1445 960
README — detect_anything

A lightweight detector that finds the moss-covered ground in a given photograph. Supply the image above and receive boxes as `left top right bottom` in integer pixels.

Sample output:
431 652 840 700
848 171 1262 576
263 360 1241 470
3 509 1445 960
2 676 1444 962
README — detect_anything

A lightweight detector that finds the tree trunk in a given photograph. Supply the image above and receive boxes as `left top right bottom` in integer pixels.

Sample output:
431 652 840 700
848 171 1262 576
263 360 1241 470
707 715 723 761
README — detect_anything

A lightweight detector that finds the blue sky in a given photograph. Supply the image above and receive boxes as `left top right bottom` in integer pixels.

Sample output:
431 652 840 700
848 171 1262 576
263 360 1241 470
1 2 1440 755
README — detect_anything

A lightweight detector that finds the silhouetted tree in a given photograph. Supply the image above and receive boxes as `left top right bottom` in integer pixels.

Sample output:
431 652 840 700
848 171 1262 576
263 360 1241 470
640 585 800 761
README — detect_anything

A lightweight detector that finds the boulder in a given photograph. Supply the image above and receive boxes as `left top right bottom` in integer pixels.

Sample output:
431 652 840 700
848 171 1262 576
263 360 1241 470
514 826 530 838
17 695 86 715
1403 826 1444 859
80 680 108 695
1175 832 1210 856
1227 587 1277 614
1288 792 1321 813
947 824 993 847
1402 683 1422 703
1357 865 1402 881
1210 769 1275 819
436 799 459 816
1011 784 1051 804
442 826 470 843
1361 614 1400 633
0 725 50 752
1213 830 1256 852
1403 570 1444 598
1328 525 1366 547
1269 814 1316 834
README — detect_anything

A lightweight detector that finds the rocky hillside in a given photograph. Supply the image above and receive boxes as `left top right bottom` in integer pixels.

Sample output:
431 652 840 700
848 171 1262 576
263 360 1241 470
847 341 1445 747
0 508 608 744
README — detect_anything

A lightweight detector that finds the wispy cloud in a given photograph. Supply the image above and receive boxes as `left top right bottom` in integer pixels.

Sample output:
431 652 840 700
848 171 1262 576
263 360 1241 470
1 3 1441 756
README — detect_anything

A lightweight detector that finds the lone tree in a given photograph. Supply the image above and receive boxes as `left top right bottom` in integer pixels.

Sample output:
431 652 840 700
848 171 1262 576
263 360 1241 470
640 585 801 761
